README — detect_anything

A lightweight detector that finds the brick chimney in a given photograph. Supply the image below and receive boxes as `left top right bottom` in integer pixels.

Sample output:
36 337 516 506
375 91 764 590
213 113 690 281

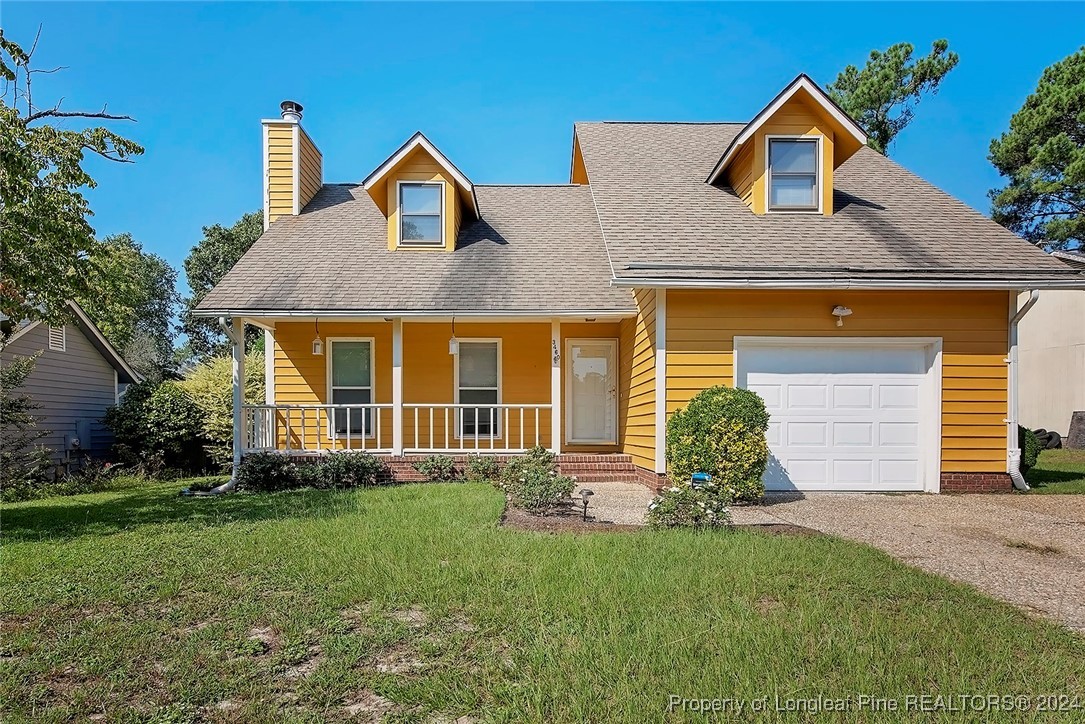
262 100 323 228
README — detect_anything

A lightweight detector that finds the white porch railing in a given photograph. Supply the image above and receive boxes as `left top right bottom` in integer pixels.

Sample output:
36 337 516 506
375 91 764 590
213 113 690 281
241 403 552 455
243 404 394 453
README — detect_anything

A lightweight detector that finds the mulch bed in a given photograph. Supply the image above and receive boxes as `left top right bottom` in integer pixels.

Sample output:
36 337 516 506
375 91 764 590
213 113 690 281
501 502 643 534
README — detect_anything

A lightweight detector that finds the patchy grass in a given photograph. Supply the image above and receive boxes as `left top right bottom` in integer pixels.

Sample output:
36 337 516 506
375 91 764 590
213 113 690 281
2 481 1084 722
1026 449 1085 494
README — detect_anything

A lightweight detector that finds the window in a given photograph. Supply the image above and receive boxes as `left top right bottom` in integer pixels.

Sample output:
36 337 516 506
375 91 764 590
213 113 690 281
399 183 443 245
48 325 66 352
768 138 819 211
329 340 373 436
457 341 500 437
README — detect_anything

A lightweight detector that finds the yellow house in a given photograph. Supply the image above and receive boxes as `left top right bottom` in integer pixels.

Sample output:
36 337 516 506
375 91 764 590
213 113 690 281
195 76 1085 493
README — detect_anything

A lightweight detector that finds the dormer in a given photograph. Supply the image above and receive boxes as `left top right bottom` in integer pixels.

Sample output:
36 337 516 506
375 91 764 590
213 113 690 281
706 74 867 217
362 132 479 252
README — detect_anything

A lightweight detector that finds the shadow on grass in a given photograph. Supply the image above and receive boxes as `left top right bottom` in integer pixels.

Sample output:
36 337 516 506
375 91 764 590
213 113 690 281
0 481 361 544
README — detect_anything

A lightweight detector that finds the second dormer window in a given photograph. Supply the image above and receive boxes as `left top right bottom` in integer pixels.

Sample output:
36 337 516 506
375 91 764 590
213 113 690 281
399 182 443 245
768 138 819 212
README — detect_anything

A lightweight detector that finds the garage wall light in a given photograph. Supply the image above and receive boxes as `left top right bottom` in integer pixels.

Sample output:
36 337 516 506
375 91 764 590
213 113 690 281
832 305 853 327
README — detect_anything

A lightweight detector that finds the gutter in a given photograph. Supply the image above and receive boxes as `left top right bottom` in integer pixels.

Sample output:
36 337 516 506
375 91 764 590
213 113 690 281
204 317 244 496
1007 290 1040 491
609 277 1085 291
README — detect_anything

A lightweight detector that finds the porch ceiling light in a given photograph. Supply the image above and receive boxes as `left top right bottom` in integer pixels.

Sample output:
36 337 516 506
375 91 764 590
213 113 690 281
831 305 853 327
312 318 324 356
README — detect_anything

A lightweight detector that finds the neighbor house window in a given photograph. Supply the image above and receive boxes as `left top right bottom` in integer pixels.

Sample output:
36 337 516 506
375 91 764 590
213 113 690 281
768 138 819 211
457 341 500 437
399 182 443 245
329 340 373 436
48 325 66 352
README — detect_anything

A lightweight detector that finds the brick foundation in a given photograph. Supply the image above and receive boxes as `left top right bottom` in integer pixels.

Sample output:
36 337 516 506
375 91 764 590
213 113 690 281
940 472 1013 493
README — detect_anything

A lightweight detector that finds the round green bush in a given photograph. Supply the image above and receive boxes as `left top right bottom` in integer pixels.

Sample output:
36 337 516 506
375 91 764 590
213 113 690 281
1018 425 1041 473
665 385 769 502
647 483 732 529
105 380 208 473
236 452 299 492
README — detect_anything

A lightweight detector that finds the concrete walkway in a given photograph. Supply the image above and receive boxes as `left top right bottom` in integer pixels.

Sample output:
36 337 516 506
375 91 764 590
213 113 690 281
732 494 1085 632
582 482 654 526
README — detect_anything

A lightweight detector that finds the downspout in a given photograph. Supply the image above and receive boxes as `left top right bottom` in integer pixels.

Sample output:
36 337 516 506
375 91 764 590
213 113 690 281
1007 290 1040 491
208 316 244 495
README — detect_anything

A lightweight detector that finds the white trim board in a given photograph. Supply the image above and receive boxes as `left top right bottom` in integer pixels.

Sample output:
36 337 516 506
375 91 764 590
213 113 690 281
395 179 447 248
362 131 479 217
764 134 824 215
732 335 943 494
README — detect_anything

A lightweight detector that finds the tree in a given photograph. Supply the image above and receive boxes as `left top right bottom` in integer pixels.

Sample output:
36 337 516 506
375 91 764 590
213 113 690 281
182 211 263 358
989 48 1085 252
76 233 179 379
0 354 50 487
0 28 143 326
828 40 959 155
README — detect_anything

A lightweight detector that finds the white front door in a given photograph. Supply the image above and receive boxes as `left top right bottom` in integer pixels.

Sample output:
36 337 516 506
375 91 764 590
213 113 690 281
566 339 618 444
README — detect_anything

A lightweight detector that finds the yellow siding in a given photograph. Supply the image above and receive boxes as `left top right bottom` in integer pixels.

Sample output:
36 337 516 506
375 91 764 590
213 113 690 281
570 136 589 185
619 289 656 470
666 290 1011 474
726 94 836 216
298 129 322 209
382 148 461 252
266 123 295 223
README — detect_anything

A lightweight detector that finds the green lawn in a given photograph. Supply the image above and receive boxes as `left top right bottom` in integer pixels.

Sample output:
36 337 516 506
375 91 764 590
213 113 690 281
1026 449 1085 494
2 482 1083 722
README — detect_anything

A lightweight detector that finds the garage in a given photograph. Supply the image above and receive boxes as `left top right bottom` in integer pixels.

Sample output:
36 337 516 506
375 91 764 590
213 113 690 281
735 338 941 493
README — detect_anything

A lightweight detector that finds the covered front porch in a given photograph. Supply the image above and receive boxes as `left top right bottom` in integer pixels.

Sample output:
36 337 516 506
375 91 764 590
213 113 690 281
227 315 630 461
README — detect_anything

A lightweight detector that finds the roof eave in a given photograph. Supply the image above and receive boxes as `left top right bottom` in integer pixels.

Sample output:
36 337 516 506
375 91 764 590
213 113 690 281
610 276 1085 291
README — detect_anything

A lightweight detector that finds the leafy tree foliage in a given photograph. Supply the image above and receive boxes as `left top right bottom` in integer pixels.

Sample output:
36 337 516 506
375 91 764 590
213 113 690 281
0 28 143 325
828 40 959 155
989 48 1085 252
182 211 262 358
76 233 179 380
0 353 50 486
176 350 263 471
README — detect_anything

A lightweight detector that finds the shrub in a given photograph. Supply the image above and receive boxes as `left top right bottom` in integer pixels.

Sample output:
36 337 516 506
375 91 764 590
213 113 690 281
464 454 500 483
105 380 208 473
321 451 386 488
235 452 299 492
177 351 264 472
500 446 575 513
666 385 769 503
1019 425 1041 473
413 454 459 482
0 354 50 489
647 483 732 530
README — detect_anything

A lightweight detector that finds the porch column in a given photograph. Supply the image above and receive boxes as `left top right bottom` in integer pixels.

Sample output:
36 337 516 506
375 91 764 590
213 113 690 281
551 318 561 453
392 318 404 455
264 328 275 405
654 289 667 474
231 318 246 480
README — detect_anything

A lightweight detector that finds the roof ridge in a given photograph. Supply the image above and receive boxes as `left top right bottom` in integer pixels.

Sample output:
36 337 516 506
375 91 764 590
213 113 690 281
578 121 747 126
475 183 583 188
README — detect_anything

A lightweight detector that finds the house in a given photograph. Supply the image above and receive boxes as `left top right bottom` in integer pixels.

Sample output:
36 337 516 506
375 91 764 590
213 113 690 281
194 76 1085 493
1018 251 1085 437
1 300 142 466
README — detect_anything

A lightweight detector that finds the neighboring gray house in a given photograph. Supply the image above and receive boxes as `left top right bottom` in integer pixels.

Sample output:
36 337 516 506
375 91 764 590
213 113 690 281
1018 251 1085 435
1 300 141 463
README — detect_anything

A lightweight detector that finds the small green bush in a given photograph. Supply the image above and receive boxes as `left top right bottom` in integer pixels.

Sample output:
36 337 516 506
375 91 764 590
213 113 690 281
499 446 574 513
1018 425 1041 473
464 454 500 483
647 483 732 530
413 454 459 482
236 452 299 492
177 351 264 472
321 451 386 488
666 385 769 503
105 380 208 473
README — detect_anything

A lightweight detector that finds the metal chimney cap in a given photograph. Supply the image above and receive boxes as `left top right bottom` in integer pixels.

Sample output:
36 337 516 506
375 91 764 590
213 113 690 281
280 100 304 121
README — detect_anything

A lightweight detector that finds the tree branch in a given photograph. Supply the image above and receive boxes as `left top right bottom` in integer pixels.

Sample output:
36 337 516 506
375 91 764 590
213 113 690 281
27 106 136 123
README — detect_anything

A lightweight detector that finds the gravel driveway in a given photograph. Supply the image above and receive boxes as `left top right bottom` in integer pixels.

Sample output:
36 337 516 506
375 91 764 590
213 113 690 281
732 494 1085 632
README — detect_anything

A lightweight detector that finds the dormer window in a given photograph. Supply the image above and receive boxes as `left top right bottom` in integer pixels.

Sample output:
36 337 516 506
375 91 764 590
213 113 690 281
767 138 820 212
398 182 443 246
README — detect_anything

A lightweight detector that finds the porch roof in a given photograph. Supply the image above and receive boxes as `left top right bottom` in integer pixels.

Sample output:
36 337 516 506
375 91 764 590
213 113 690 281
194 184 636 317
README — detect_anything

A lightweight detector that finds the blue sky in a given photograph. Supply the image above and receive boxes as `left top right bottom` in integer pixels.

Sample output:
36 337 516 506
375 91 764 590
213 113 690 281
7 2 1084 295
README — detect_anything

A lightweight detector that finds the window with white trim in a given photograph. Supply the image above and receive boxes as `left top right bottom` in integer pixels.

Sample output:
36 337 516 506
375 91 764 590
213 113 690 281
329 340 373 436
48 325 66 352
399 183 443 245
768 138 819 211
457 341 499 437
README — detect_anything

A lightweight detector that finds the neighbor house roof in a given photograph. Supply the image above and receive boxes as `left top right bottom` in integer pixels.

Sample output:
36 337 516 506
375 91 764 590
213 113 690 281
574 122 1085 289
195 184 634 316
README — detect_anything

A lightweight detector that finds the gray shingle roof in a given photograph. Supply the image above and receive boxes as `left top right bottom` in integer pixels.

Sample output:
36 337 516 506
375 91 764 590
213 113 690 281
195 184 634 315
575 122 1083 286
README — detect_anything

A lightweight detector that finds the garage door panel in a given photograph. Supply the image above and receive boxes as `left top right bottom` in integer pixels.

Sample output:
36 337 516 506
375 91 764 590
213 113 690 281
741 343 933 492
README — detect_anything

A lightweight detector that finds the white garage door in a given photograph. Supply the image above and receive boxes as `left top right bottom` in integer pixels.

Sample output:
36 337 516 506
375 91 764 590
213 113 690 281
738 342 935 492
